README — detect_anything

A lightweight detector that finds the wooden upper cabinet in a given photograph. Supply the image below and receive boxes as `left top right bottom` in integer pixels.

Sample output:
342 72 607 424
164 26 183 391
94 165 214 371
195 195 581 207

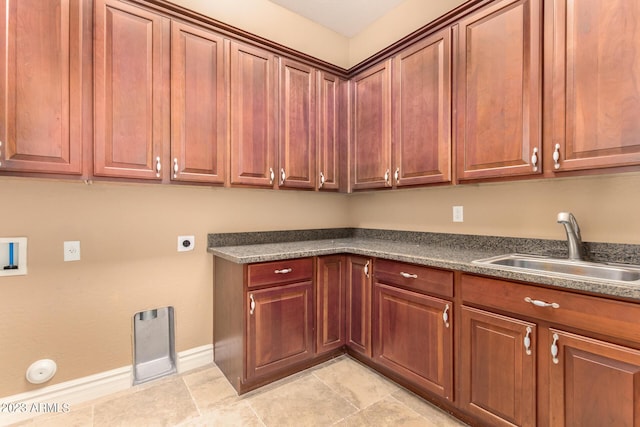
170 21 227 184
230 42 277 187
393 28 452 187
94 0 169 180
456 0 542 181
0 0 89 175
547 0 640 172
351 60 392 190
279 58 315 189
317 71 343 191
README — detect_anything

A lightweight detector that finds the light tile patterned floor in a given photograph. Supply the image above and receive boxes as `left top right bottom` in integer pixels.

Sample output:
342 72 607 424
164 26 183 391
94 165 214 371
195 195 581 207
15 356 468 427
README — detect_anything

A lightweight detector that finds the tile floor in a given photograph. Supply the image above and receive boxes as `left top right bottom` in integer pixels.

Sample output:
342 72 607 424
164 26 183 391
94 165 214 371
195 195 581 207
14 356 468 427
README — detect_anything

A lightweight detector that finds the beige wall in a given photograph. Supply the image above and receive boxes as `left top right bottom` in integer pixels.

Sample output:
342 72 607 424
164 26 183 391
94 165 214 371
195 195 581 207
349 172 640 244
169 0 351 68
0 177 349 396
348 0 467 66
168 0 467 69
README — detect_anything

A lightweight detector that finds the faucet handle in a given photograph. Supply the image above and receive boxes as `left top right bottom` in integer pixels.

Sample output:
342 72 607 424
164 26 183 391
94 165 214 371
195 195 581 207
557 212 571 223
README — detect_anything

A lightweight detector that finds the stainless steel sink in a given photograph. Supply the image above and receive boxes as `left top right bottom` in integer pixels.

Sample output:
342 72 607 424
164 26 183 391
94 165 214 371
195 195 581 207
473 254 640 283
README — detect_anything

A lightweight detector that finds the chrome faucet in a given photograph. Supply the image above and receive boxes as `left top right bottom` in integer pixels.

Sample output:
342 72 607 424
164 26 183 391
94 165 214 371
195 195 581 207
557 212 585 261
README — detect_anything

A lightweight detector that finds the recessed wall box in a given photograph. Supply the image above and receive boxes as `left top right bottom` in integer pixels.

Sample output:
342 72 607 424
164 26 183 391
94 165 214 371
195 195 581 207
1 237 27 277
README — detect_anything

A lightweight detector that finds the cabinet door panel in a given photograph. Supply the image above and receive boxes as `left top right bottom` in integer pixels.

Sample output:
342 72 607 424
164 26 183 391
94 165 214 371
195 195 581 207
0 0 86 174
548 0 640 171
346 256 372 357
246 281 313 380
461 306 537 427
317 71 342 191
456 0 541 180
549 329 640 427
94 0 168 179
373 283 453 399
316 256 346 354
393 28 451 186
171 21 227 183
230 42 277 187
279 58 315 189
351 60 392 190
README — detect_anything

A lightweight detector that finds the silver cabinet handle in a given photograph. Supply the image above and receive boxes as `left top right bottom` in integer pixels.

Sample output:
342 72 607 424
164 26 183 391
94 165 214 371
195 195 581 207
364 260 370 278
553 143 561 169
524 326 532 356
384 169 390 185
280 168 286 185
394 167 400 183
269 167 274 185
400 272 417 279
274 268 292 274
443 304 450 328
550 333 559 364
155 156 162 177
531 147 539 172
249 294 256 315
173 158 179 179
525 297 560 309
0 140 3 167
319 171 325 188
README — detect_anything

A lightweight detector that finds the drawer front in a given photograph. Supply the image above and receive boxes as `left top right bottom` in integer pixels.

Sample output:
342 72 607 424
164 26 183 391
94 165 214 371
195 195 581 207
461 273 640 345
247 258 313 288
375 259 453 298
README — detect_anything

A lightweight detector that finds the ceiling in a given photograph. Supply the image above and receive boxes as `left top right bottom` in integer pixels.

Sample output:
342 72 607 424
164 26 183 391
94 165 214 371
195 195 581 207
267 0 406 38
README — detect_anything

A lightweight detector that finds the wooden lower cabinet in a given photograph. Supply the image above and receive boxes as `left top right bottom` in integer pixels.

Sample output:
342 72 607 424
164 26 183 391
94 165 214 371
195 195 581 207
346 256 372 357
461 273 640 426
548 329 640 427
316 255 346 354
460 306 537 427
246 281 313 380
373 283 453 400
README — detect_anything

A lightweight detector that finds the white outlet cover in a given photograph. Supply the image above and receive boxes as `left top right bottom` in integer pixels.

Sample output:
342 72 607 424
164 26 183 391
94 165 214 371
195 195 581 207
453 206 464 222
64 241 81 262
178 236 195 252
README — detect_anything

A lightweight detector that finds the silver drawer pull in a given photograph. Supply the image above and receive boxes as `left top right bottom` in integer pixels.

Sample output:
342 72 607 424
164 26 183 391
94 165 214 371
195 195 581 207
524 326 532 356
274 268 292 274
364 261 370 278
524 297 559 309
249 294 256 315
442 304 450 328
400 272 418 279
551 333 559 364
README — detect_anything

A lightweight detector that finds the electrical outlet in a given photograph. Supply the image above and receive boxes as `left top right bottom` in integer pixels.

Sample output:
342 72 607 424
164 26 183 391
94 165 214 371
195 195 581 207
178 236 195 252
453 206 464 223
64 241 81 262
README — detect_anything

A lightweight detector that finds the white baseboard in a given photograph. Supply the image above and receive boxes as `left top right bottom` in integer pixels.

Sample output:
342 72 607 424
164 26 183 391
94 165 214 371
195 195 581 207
0 344 213 426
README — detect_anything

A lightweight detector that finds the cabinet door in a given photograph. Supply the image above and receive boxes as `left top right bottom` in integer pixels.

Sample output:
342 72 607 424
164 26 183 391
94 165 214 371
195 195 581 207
246 281 313 380
170 21 227 184
548 329 640 427
547 0 640 172
317 71 343 191
0 0 88 174
460 306 537 427
94 0 169 180
351 60 392 190
279 58 315 189
230 42 277 187
346 256 372 357
456 0 541 180
373 283 453 400
316 256 346 354
393 28 451 186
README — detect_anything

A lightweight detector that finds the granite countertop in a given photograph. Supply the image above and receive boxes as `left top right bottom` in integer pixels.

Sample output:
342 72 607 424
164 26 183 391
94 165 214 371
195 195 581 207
207 229 640 301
